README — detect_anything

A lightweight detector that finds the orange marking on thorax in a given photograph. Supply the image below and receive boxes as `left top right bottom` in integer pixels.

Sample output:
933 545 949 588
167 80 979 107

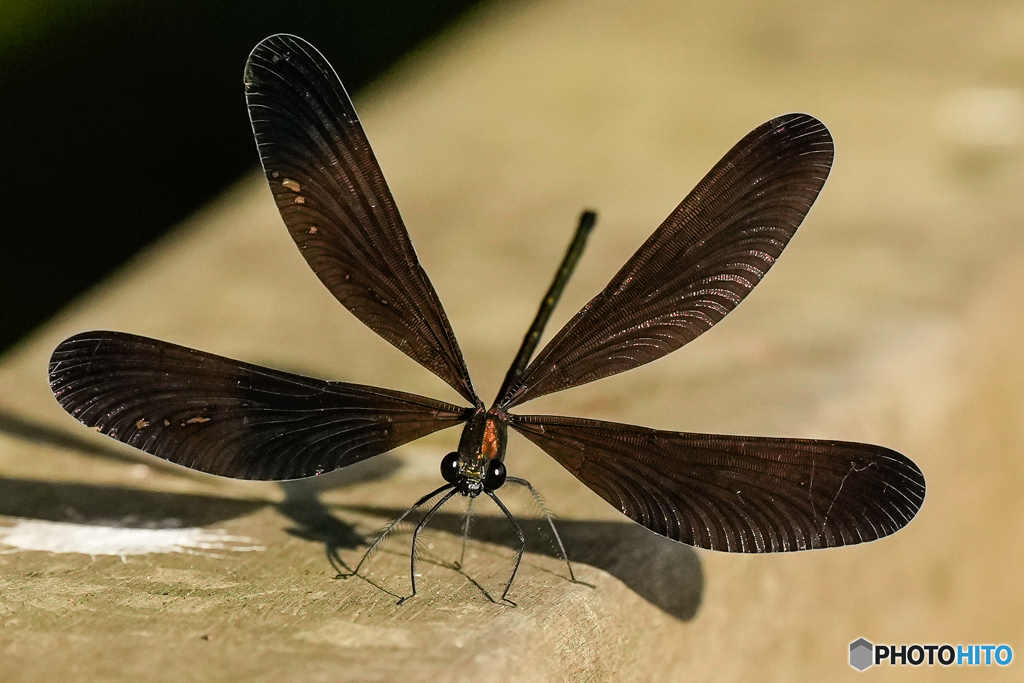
481 419 499 459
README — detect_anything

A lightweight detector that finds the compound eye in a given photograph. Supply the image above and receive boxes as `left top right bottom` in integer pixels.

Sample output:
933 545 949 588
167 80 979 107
483 460 507 491
440 452 461 483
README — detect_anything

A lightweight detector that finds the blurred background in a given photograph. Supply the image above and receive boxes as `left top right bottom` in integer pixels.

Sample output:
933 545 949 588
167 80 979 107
2 0 1024 681
0 0 482 354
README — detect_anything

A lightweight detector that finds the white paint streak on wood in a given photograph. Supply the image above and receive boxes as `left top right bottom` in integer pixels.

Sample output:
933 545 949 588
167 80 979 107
0 519 264 557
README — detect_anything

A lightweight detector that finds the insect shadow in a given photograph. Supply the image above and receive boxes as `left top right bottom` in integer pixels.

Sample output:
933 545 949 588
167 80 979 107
278 470 704 621
0 475 264 529
0 407 192 473
0 416 703 620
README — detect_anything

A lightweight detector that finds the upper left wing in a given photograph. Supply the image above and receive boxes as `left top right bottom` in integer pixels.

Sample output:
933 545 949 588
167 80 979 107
245 34 480 406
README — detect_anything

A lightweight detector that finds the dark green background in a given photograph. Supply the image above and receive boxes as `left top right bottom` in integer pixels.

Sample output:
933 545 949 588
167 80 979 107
0 0 483 354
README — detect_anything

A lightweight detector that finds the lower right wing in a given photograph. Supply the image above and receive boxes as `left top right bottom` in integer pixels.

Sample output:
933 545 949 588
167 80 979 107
510 414 924 552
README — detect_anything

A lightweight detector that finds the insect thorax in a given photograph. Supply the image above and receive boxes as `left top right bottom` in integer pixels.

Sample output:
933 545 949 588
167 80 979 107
456 411 508 482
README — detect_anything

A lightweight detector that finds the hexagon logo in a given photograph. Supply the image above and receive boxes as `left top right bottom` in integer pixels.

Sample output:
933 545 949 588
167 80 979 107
850 638 874 671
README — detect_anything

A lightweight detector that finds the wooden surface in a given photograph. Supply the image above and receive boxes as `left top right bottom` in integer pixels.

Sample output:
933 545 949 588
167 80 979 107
2 0 1024 680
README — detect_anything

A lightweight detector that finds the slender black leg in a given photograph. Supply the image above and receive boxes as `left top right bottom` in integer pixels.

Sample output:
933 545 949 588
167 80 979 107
346 483 454 579
506 476 578 583
486 491 526 606
398 487 460 606
455 495 475 570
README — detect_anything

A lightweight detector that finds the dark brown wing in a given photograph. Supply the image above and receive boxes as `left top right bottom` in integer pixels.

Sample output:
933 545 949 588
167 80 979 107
511 414 924 552
498 115 833 409
245 34 480 406
49 331 472 480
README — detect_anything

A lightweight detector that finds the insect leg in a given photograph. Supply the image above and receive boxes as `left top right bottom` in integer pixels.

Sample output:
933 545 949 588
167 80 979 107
455 495 475 570
506 476 578 583
347 483 454 578
398 486 460 606
485 490 526 606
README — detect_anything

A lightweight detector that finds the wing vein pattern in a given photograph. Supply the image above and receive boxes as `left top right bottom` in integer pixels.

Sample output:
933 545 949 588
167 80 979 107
245 34 479 405
500 114 833 408
49 331 471 480
510 414 925 552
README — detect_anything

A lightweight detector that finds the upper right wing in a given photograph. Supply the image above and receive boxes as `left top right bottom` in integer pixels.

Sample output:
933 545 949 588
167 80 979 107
49 331 472 480
499 114 832 409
